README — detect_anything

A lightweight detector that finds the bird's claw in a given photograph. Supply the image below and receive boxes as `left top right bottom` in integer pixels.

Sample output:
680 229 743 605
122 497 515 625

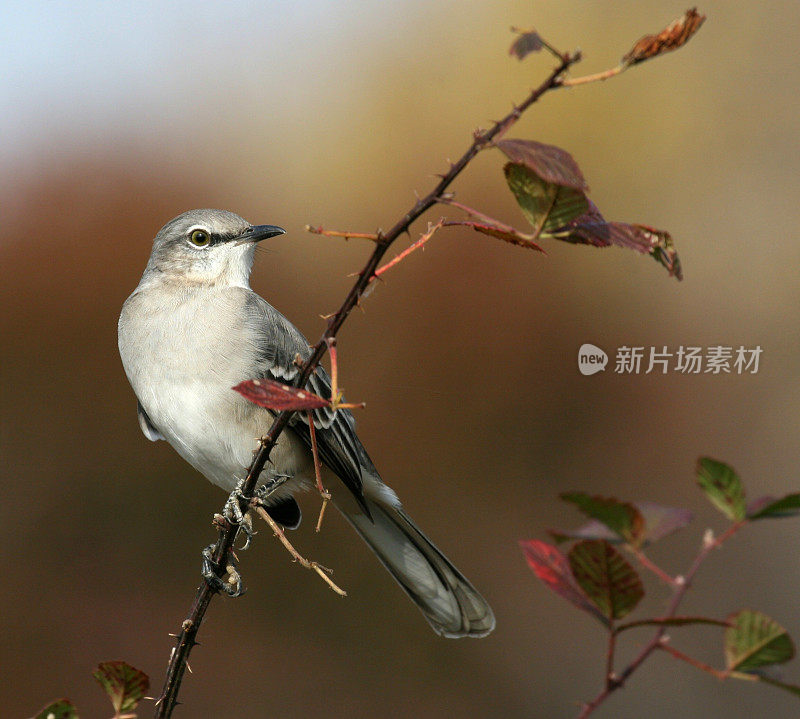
253 473 292 505
201 543 245 597
222 480 257 550
223 479 247 525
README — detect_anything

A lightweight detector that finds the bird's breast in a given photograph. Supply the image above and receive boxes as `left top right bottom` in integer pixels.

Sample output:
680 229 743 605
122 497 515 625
119 285 267 489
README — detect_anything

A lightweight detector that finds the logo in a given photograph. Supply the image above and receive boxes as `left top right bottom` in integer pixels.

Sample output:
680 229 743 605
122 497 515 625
578 344 608 375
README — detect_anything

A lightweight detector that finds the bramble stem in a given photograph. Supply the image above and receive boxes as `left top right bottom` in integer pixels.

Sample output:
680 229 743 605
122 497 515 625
155 51 579 718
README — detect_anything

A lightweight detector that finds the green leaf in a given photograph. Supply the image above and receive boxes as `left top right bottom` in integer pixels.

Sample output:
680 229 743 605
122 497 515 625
568 539 644 621
504 163 589 237
92 661 149 716
696 457 746 521
747 493 800 520
560 493 645 546
616 615 731 633
725 610 795 673
32 700 79 719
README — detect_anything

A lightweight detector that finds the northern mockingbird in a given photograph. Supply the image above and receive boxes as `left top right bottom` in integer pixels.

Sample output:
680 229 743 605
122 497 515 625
118 209 495 638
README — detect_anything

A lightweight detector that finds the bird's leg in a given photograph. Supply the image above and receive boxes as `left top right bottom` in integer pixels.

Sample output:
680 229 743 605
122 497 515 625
222 478 256 550
221 473 292 550
202 473 295 595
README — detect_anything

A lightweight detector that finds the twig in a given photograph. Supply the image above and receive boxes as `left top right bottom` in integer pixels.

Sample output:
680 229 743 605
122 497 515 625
657 642 728 680
305 225 380 242
562 65 626 87
306 410 331 533
374 220 445 277
577 521 747 718
155 51 579 718
628 546 679 586
254 505 346 595
437 197 516 228
605 628 617 689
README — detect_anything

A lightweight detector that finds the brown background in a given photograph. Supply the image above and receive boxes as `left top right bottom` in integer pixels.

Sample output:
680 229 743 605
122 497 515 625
2 2 799 717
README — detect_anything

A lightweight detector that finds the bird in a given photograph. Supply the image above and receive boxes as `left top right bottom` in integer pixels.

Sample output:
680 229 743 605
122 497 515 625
118 208 495 638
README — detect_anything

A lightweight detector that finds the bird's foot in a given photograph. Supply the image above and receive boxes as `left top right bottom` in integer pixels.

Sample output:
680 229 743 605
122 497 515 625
253 473 292 505
201 543 245 597
222 479 257 550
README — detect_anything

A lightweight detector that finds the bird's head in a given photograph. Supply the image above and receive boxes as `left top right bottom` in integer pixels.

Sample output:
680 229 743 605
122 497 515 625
143 209 285 287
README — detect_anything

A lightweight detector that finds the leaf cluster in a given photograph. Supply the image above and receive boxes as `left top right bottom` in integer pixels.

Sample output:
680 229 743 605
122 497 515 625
521 458 800 708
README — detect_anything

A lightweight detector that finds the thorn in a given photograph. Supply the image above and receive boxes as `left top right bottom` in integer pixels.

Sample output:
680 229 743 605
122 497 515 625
702 528 715 548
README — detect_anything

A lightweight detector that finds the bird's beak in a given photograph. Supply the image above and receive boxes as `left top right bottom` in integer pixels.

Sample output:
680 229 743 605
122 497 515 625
236 224 286 244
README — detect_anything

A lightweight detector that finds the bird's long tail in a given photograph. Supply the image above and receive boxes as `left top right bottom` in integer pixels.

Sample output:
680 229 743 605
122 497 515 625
335 481 495 638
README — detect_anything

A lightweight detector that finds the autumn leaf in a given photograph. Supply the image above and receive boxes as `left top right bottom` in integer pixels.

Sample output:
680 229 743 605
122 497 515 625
496 139 587 190
508 28 544 61
623 8 706 66
520 539 608 625
233 378 330 411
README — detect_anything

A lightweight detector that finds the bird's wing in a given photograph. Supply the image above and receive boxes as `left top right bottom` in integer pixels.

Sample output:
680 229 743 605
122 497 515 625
241 290 372 510
137 401 165 441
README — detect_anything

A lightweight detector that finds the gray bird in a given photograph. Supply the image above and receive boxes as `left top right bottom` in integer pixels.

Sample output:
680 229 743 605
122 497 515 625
118 209 495 638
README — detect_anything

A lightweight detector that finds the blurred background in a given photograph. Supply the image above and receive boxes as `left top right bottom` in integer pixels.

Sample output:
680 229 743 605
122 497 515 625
2 1 799 717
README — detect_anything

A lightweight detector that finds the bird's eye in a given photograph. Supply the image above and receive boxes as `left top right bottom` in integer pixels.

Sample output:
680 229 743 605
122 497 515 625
189 229 211 246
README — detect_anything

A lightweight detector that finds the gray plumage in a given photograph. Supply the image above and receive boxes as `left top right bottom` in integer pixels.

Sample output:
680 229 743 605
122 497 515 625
118 209 495 638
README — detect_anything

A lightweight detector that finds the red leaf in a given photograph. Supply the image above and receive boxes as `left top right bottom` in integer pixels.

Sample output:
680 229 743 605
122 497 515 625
233 378 330 411
452 220 545 253
508 28 544 61
495 139 588 190
547 201 683 280
520 539 608 625
623 8 706 66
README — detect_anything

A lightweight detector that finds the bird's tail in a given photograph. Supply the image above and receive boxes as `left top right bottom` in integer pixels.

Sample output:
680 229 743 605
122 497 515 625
335 480 495 638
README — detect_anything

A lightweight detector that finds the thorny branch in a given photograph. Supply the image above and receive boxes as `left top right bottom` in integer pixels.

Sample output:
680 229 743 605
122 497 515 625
577 521 747 718
154 48 579 717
